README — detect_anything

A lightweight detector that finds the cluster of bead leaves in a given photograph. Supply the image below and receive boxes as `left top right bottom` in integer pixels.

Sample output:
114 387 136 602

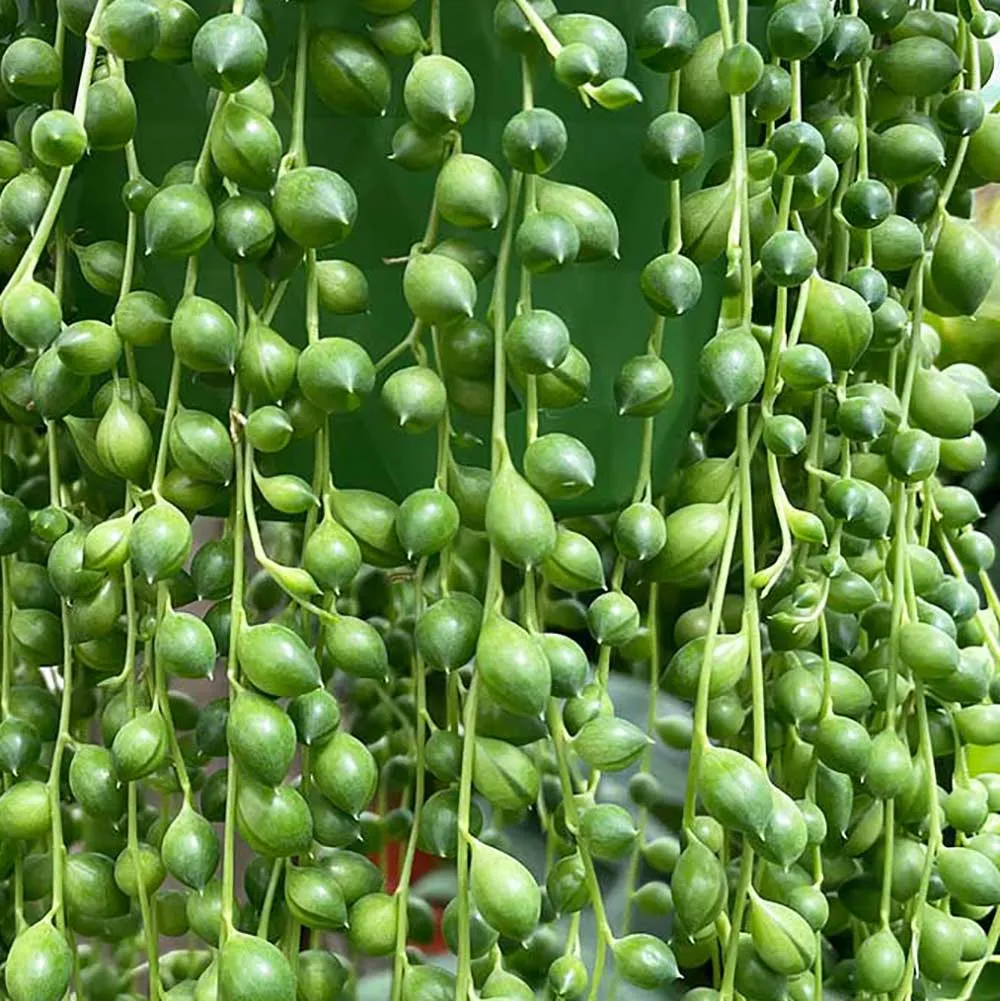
0 0 999 1000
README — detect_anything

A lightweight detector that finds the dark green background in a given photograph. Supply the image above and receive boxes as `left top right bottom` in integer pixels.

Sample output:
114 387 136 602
67 0 727 515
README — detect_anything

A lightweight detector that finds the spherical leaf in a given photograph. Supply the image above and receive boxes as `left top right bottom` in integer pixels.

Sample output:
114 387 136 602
0 779 51 841
238 322 298 403
635 5 699 72
235 781 312 859
663 631 748 700
347 892 398 957
285 864 348 930
227 690 296 786
312 730 377 818
210 102 282 191
587 590 640 646
516 211 580 276
218 930 294 1001
502 107 567 175
469 839 540 942
2 280 62 350
381 366 447 433
800 277 873 370
524 433 595 501
541 526 606 592
0 172 52 239
938 846 1000 906
760 231 817 287
671 837 727 936
614 354 674 417
748 894 815 976
613 934 679 990
288 689 340 747
477 613 550 717
5 920 71 1001
31 108 87 167
396 487 459 558
472 736 540 812
297 337 375 414
323 614 388 681
145 183 214 259
161 804 220 890
578 803 637 860
309 29 391 117
111 711 168 781
316 259 369 315
329 488 404 568
403 54 474 133
272 167 357 249
238 622 321 697
874 35 960 98
415 593 482 672
403 252 477 325
698 328 765 410
572 716 648 771
536 178 619 262
1 38 60 103
436 153 508 230
485 456 556 570
369 13 424 57
698 746 773 836
192 14 267 93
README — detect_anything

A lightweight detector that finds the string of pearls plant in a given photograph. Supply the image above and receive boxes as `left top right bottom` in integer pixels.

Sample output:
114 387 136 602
0 1 998 1000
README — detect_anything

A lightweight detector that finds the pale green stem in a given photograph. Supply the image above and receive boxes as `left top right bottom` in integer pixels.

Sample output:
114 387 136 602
682 491 742 834
453 673 481 1001
287 3 309 168
390 562 428 1001
617 580 660 940
151 359 182 497
220 284 248 944
256 858 283 938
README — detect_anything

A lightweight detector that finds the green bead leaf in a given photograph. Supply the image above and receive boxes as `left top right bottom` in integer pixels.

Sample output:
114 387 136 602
469 839 541 942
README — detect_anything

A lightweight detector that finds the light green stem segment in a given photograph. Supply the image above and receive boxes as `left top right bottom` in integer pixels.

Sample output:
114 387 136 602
456 161 525 995
220 285 248 943
513 0 563 58
453 673 481 1001
737 407 766 770
0 545 21 934
0 560 10 721
718 845 754 1001
489 170 525 464
429 0 441 51
122 505 160 1000
150 357 182 499
256 858 283 938
390 562 429 1001
879 482 909 927
48 600 73 927
288 2 310 169
617 586 659 939
128 781 160 1001
154 585 193 803
714 406 766 998
682 488 742 835
893 678 943 1001
545 701 615 1001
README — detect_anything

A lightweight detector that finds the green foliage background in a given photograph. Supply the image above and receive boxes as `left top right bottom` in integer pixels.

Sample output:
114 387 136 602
64 0 726 516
